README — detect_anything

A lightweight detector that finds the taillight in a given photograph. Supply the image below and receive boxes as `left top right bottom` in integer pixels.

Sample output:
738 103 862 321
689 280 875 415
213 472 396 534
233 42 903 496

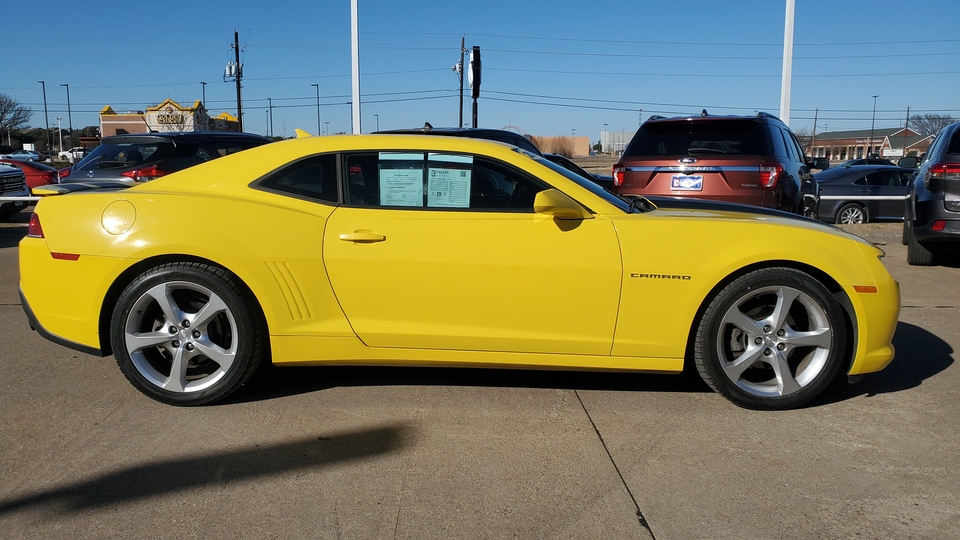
612 163 625 188
932 220 947 232
28 213 44 238
928 162 960 180
58 167 71 181
121 165 168 182
758 162 784 189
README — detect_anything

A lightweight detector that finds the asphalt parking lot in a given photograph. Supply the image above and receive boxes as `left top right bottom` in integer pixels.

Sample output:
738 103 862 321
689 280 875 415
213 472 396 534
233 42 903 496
1 208 957 539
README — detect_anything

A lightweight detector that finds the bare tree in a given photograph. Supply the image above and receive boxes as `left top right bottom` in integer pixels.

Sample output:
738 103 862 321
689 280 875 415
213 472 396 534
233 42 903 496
0 93 33 142
793 126 813 154
908 113 955 136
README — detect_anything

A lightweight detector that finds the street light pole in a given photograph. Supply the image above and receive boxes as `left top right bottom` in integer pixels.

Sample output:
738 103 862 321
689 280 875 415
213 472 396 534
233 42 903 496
603 123 608 153
325 121 330 135
374 114 379 132
60 84 73 143
38 81 50 151
869 95 879 158
311 84 321 135
56 117 63 152
268 97 274 138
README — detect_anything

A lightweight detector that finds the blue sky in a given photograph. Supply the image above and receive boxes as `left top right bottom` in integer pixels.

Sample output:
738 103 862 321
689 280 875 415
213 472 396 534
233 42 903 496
4 0 958 141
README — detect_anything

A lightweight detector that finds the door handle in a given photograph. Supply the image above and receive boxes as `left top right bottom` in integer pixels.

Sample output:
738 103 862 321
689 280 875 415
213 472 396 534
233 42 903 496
339 231 386 243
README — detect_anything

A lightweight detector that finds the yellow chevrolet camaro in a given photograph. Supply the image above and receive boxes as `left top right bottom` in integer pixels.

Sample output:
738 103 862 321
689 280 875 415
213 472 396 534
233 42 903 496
19 134 900 409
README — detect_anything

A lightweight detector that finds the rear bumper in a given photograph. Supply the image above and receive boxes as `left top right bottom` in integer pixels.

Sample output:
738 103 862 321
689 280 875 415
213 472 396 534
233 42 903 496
20 285 103 356
913 198 960 244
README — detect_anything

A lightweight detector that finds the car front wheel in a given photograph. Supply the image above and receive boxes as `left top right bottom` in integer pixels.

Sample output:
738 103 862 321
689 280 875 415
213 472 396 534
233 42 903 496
694 268 846 410
110 262 267 405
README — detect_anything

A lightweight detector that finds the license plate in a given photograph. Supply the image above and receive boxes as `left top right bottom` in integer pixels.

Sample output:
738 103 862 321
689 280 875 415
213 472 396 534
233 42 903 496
670 175 703 191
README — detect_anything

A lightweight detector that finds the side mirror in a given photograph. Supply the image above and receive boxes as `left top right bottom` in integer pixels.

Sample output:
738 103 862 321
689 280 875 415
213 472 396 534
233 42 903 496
897 156 918 169
533 189 593 220
811 157 830 170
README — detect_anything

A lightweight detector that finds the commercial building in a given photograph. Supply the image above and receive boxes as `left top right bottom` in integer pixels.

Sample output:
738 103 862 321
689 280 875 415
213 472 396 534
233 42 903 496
99 99 239 137
808 127 933 162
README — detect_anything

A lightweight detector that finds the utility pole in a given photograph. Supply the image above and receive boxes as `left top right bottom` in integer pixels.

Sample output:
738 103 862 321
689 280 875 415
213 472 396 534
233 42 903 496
268 97 274 138
869 95 879 157
311 83 321 135
903 106 910 157
457 36 465 128
234 30 243 131
810 108 818 156
38 81 51 151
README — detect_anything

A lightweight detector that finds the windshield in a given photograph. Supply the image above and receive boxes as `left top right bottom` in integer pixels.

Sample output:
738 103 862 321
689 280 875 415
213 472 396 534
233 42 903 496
533 156 640 213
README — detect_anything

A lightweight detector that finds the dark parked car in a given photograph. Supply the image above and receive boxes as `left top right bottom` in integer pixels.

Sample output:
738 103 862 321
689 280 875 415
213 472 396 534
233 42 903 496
0 163 31 220
612 112 825 216
814 165 914 224
542 153 613 190
59 131 271 183
377 123 543 156
903 121 960 265
837 157 896 168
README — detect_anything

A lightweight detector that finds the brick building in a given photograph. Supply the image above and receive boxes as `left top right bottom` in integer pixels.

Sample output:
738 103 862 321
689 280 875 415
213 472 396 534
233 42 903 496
809 127 933 162
99 99 239 137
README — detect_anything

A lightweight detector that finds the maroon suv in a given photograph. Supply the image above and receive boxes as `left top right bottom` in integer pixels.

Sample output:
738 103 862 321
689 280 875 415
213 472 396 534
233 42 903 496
612 112 823 215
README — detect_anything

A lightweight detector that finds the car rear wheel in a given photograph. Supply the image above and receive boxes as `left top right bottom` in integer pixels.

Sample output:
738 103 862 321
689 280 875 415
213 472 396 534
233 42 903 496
110 262 267 405
906 226 936 266
836 203 868 224
694 268 846 410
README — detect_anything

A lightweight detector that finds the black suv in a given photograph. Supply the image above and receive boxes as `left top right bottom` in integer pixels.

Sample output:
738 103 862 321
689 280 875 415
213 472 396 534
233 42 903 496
60 131 271 183
612 111 826 216
904 121 960 265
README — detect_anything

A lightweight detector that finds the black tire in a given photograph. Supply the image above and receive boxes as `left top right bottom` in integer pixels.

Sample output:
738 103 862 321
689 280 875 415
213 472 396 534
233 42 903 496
901 219 910 246
110 262 267 406
835 203 868 224
694 268 847 410
906 226 936 266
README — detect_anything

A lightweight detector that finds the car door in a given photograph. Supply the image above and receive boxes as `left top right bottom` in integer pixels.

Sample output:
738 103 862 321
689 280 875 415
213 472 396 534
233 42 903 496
323 150 622 355
864 169 907 220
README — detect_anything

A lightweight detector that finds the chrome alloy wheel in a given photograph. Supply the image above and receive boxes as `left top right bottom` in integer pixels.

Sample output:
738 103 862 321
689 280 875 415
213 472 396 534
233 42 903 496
716 285 833 398
123 281 238 393
838 205 866 224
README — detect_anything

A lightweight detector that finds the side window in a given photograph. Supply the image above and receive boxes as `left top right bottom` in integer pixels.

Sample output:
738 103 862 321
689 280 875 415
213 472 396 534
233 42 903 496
897 171 914 187
343 152 546 211
766 125 788 158
853 176 867 186
921 133 942 164
256 154 339 203
865 171 899 187
783 129 805 162
197 142 255 161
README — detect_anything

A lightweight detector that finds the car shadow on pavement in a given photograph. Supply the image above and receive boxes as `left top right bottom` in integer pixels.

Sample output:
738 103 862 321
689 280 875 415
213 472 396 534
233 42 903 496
227 360 712 406
232 320 952 409
811 320 954 406
0 425 411 516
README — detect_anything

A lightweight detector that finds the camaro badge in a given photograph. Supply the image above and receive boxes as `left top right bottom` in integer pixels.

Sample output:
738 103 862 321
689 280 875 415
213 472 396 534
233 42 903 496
630 273 691 280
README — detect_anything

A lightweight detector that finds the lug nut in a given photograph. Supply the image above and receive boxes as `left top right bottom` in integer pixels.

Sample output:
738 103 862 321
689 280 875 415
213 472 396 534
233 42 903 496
169 326 178 334
777 329 786 337
777 343 786 351
755 337 763 345
181 320 191 328
763 325 771 333
764 348 772 356
192 330 201 338
172 340 181 348
185 343 195 351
